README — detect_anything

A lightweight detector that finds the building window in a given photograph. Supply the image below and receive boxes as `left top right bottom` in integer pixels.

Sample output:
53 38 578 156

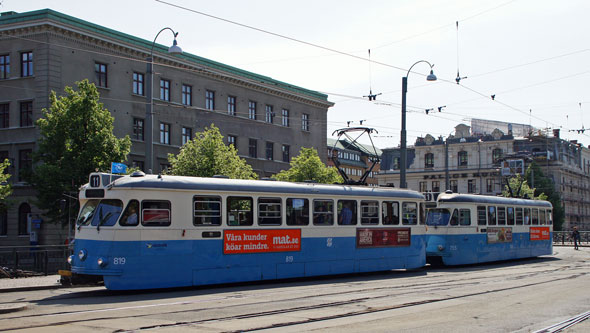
160 122 170 145
205 90 215 110
227 96 236 116
265 105 274 123
182 84 192 106
133 160 144 172
393 157 400 170
182 127 192 145
248 101 257 120
95 62 107 88
18 203 31 235
425 153 434 168
18 149 32 182
228 135 236 147
0 54 9 79
486 178 495 192
282 144 290 163
432 181 440 192
266 142 274 160
160 79 170 101
301 113 309 131
468 179 476 193
0 209 7 236
282 109 289 127
20 101 33 127
492 148 503 164
249 139 257 158
0 103 9 128
450 180 458 193
458 151 468 167
133 118 144 141
132 72 144 95
419 181 427 192
21 51 33 77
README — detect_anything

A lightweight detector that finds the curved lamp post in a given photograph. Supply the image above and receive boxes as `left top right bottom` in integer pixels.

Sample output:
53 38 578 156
400 60 437 188
145 28 182 174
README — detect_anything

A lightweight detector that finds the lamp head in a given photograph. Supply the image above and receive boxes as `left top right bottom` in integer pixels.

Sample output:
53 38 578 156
168 39 183 55
426 69 437 81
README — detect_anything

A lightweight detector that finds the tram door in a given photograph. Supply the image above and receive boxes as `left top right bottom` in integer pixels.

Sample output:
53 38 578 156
447 207 478 263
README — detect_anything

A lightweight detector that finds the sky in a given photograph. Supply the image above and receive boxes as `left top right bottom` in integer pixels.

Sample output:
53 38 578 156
3 0 590 149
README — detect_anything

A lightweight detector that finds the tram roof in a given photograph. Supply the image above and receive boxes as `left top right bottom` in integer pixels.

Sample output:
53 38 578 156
109 174 424 199
437 193 552 208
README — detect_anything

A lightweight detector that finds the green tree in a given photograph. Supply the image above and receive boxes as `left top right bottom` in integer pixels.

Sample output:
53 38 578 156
274 147 343 184
0 159 12 203
31 79 131 224
502 174 546 200
167 125 257 179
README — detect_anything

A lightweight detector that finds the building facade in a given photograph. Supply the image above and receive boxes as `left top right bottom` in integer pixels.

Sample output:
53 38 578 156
0 9 333 246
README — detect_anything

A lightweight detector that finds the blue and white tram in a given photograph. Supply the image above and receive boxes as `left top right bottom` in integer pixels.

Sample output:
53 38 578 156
68 172 427 290
425 193 553 265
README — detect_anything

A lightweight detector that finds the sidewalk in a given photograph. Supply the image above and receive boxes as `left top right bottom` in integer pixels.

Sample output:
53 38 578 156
0 275 62 292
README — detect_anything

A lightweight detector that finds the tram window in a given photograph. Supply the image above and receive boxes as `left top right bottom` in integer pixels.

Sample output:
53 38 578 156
459 209 471 226
524 208 531 225
487 206 496 225
90 199 123 227
477 206 487 225
450 209 459 225
547 210 553 225
193 196 221 226
141 200 171 226
313 199 334 226
497 207 506 225
258 197 282 226
227 196 253 226
531 208 539 225
539 209 546 225
286 198 309 225
419 203 426 225
382 201 400 225
360 200 379 225
77 199 100 226
120 200 139 226
507 207 515 225
402 202 417 225
516 208 523 225
338 200 357 225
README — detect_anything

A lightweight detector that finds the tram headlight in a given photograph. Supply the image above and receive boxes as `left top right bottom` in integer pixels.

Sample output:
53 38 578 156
67 255 74 265
78 249 88 261
97 257 108 268
437 244 445 251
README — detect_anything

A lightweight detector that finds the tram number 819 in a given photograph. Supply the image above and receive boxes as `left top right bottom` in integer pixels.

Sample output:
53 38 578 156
113 257 126 265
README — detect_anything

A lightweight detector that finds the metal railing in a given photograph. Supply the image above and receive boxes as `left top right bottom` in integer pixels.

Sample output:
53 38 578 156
553 231 589 246
0 245 71 277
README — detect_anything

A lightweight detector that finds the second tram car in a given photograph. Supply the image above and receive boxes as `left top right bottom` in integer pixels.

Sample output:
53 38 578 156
425 193 553 265
68 172 427 290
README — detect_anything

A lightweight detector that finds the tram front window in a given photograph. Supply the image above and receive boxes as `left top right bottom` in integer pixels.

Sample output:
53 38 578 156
77 200 100 226
426 208 451 226
90 199 123 227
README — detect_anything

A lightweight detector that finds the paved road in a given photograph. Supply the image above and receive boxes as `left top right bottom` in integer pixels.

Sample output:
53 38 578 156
0 247 588 332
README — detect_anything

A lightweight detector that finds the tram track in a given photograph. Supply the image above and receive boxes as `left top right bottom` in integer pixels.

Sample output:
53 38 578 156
0 262 586 332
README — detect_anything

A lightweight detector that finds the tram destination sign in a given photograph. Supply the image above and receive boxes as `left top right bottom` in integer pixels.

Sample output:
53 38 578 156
356 228 411 248
224 229 301 254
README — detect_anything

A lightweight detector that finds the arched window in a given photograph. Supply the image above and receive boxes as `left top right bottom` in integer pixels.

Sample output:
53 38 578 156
18 203 31 235
425 153 434 168
492 148 503 164
458 151 468 167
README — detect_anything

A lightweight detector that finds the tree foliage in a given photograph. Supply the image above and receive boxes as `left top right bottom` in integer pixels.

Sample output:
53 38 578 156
502 162 565 230
31 79 131 224
273 147 343 184
502 175 547 200
0 159 12 202
167 125 257 179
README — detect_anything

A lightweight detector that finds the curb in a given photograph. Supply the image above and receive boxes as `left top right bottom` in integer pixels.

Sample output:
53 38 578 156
0 303 28 314
0 284 63 293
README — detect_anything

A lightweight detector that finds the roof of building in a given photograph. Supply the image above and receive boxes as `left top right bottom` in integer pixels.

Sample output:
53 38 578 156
327 138 382 157
0 9 330 102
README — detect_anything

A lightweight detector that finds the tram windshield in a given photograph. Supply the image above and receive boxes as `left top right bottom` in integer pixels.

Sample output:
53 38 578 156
77 199 100 226
426 208 451 226
76 199 123 227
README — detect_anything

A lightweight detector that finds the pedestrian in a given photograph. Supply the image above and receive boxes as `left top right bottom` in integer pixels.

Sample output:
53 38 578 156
572 226 580 250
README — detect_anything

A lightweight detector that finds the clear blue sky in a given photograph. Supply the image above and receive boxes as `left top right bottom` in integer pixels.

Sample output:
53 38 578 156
3 0 590 148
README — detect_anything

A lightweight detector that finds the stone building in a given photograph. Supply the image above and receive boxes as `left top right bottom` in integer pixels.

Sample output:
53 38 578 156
0 9 333 245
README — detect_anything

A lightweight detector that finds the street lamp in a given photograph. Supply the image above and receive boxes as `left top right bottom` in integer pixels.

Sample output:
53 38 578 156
400 60 437 188
145 28 183 174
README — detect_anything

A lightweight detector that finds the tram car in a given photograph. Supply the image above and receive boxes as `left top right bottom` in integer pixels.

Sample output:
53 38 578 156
66 172 427 290
425 192 553 265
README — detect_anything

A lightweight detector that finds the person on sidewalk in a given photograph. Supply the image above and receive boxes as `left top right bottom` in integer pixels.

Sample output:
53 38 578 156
572 226 580 250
